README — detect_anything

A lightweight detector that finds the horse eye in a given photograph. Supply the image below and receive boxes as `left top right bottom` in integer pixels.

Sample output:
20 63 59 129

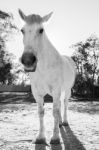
21 29 25 34
39 28 44 34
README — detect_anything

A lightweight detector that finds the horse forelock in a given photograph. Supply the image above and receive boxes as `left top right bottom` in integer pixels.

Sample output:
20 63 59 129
25 14 42 24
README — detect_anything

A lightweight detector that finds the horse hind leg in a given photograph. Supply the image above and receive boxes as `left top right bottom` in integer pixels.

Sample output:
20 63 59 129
62 89 71 126
59 100 62 128
59 91 65 128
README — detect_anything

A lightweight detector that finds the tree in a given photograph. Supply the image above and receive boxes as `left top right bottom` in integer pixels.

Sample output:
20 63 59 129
0 10 17 84
12 63 30 85
72 35 99 97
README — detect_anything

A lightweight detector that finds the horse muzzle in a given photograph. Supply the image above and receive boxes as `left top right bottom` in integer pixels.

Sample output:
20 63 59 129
21 52 37 72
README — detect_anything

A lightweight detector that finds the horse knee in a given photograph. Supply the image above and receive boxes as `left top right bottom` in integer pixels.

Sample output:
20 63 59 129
38 106 44 117
40 109 44 117
53 107 59 118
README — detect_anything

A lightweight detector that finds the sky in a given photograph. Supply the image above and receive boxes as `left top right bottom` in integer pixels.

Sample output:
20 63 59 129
0 0 99 60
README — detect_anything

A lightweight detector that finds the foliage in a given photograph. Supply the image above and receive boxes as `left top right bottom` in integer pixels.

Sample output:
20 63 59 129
0 47 16 84
72 35 99 97
12 63 30 85
0 10 17 85
0 10 17 40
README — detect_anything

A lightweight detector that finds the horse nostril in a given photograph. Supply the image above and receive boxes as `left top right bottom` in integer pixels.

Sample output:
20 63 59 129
21 56 26 65
32 56 36 64
20 57 23 64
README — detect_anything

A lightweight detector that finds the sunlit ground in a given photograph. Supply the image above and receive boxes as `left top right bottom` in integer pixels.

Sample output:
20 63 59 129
0 94 99 150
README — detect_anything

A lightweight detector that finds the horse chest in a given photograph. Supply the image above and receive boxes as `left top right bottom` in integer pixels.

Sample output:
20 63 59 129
29 72 53 96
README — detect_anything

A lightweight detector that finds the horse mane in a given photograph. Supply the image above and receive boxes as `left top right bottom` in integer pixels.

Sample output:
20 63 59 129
25 14 42 24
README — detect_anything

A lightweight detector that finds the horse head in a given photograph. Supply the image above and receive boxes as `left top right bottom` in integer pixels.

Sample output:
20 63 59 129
19 9 53 72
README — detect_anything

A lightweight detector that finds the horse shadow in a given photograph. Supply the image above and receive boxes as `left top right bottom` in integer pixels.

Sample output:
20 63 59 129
5 125 86 150
35 144 47 150
35 141 62 150
35 124 86 150
59 125 86 150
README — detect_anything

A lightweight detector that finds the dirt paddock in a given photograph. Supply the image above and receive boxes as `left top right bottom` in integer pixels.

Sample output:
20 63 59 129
0 94 99 150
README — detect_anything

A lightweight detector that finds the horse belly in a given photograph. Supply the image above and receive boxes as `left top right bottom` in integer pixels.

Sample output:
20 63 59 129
62 57 76 90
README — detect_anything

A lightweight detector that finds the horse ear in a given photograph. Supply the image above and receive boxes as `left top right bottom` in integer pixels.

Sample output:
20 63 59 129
18 9 26 21
42 12 53 22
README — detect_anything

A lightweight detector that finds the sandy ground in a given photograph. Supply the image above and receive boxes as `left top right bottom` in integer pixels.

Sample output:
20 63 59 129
0 94 99 150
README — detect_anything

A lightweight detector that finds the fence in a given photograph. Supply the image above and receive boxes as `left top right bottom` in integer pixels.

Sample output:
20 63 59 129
0 85 31 92
0 85 53 102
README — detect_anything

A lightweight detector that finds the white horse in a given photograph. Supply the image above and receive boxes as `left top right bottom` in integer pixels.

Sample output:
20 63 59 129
19 9 76 144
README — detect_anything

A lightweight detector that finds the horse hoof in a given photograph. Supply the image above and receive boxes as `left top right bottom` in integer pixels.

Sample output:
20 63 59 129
62 122 69 126
50 138 60 144
35 138 46 144
59 123 62 128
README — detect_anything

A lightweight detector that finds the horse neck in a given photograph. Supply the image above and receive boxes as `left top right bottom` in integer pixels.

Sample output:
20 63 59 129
38 33 61 70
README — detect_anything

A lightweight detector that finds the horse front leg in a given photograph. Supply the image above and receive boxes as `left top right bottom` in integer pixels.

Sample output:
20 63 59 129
50 93 60 144
35 97 46 144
